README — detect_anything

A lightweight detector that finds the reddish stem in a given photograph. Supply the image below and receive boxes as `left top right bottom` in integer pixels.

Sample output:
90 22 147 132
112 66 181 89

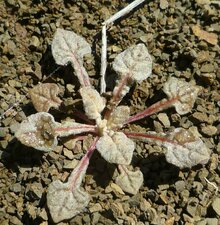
126 96 179 124
55 124 96 134
125 132 176 145
105 74 130 120
69 137 98 191
112 74 130 104
70 52 90 87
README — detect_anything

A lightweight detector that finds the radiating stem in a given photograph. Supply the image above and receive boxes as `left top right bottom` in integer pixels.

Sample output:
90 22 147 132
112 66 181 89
104 74 130 120
70 55 91 87
126 96 179 124
125 132 176 145
69 137 98 191
55 123 97 137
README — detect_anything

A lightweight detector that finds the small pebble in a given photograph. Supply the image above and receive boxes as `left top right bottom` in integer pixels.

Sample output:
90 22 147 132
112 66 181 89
211 197 220 216
157 113 170 127
201 125 217 136
30 36 40 48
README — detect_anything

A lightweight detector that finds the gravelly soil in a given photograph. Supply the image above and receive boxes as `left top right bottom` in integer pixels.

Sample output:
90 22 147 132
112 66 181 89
0 0 220 224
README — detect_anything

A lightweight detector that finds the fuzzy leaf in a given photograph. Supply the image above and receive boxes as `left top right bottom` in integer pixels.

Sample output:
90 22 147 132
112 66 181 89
29 83 62 112
112 43 152 83
15 112 58 151
96 132 135 165
107 106 130 130
47 165 88 223
47 181 89 223
80 86 105 120
47 139 96 223
116 165 143 195
163 77 200 115
164 128 210 168
52 28 91 86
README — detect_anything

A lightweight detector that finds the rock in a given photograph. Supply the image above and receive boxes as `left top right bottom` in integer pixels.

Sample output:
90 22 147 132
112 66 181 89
140 199 151 211
91 212 101 224
6 0 17 6
196 219 207 225
200 64 215 73
0 140 8 149
63 138 77 150
63 148 74 159
27 204 37 219
9 122 20 134
191 112 209 123
63 159 78 169
38 208 48 221
10 216 23 225
165 217 175 225
48 152 59 161
160 0 168 9
175 180 186 193
196 0 210 5
206 218 218 225
211 197 220 216
25 182 44 200
0 127 9 137
186 197 201 217
159 192 168 204
201 125 217 136
66 84 75 93
89 203 102 213
82 214 91 224
30 36 40 48
110 182 125 195
111 202 126 219
157 113 170 127
10 183 22 193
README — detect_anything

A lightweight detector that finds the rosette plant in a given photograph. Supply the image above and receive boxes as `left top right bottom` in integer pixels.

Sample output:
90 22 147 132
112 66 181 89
15 27 210 223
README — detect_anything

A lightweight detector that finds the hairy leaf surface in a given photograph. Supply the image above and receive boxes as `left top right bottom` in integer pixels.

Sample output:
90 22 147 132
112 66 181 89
96 132 135 165
29 83 62 112
52 28 91 86
164 128 210 168
107 106 130 130
15 112 58 151
113 43 152 82
116 165 143 195
163 77 200 115
80 86 105 120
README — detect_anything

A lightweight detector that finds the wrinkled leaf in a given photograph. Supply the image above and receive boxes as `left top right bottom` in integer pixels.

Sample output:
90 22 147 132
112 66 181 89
47 180 89 223
96 132 135 165
113 43 152 83
52 28 91 86
164 128 210 168
163 77 200 115
52 28 91 65
47 138 96 223
47 159 89 223
80 86 105 120
107 106 130 130
29 83 62 112
116 165 143 195
15 112 58 151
